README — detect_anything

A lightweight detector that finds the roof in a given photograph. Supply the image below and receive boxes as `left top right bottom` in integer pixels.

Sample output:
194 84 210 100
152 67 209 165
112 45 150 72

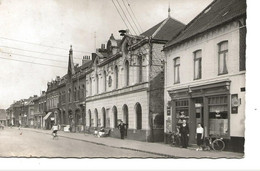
141 17 185 41
164 0 246 49
0 109 7 120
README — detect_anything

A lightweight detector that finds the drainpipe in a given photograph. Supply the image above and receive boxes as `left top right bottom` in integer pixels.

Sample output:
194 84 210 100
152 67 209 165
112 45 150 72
148 36 154 142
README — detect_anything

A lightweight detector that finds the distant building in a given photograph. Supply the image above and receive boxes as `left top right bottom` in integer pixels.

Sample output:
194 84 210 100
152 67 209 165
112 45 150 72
33 91 47 129
0 109 7 126
163 0 246 152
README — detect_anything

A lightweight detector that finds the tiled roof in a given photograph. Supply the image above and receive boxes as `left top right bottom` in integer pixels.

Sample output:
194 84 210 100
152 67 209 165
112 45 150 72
141 17 185 41
164 0 246 48
0 109 7 120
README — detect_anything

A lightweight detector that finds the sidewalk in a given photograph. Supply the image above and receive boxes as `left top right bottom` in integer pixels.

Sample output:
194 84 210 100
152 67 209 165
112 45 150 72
22 127 244 158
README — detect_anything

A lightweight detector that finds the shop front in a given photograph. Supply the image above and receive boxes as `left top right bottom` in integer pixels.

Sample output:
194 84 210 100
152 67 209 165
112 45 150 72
167 80 231 145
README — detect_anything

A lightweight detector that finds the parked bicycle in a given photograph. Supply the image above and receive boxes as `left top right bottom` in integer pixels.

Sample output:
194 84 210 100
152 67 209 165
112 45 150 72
167 131 181 147
203 135 225 151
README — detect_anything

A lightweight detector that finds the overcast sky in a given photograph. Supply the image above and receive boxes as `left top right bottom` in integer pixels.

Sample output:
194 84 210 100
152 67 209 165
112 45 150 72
0 0 213 108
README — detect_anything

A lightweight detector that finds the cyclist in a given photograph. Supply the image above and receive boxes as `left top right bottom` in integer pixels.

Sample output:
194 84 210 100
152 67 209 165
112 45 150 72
52 124 58 139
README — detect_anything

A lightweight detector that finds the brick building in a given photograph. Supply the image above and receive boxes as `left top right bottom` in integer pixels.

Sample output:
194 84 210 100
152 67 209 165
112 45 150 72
85 14 185 142
44 46 95 131
163 0 246 152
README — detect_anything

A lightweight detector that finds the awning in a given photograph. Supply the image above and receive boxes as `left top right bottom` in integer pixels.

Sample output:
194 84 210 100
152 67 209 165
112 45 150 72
43 112 52 120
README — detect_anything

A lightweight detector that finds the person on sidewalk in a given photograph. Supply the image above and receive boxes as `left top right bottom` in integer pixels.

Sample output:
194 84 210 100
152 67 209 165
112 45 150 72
196 123 204 151
118 120 125 139
179 120 189 148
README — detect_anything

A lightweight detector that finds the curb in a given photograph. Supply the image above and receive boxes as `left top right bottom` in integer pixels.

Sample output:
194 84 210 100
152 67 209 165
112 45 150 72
24 129 177 158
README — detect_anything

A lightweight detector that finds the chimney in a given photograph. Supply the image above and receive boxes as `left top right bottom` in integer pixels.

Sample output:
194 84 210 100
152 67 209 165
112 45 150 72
82 55 91 65
91 53 97 62
101 44 105 49
41 91 45 95
56 76 61 82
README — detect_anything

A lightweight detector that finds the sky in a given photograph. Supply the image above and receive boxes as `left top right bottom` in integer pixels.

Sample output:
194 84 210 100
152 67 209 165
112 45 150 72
0 0 213 109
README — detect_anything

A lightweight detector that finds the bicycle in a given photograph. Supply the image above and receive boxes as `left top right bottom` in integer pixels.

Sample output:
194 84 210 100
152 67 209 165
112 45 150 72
52 130 58 140
167 131 181 147
203 135 225 151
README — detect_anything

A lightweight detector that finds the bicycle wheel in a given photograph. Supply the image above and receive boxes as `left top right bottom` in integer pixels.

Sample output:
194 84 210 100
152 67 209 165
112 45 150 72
212 139 225 151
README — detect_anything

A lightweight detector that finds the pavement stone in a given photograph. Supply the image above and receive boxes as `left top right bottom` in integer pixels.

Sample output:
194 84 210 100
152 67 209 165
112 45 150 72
21 127 244 158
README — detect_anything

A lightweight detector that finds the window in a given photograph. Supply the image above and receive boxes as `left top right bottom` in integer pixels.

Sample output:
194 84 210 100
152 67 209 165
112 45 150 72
115 65 119 89
173 57 180 83
218 41 228 75
208 96 229 137
74 87 77 101
89 77 92 96
194 50 202 79
138 56 143 83
103 71 107 92
135 103 142 130
68 89 71 102
125 60 130 86
96 74 99 94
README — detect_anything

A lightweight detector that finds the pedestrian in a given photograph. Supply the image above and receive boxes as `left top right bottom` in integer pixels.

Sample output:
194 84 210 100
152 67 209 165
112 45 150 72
118 120 125 139
179 119 189 148
196 123 204 151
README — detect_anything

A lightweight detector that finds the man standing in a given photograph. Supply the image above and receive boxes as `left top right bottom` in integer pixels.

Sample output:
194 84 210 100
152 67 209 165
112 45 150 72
118 120 125 139
179 120 189 148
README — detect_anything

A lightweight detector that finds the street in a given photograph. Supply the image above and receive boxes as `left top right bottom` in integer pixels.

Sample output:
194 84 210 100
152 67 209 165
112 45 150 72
0 128 161 158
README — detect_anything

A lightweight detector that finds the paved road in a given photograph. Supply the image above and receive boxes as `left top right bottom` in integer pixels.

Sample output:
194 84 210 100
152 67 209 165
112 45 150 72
0 128 161 158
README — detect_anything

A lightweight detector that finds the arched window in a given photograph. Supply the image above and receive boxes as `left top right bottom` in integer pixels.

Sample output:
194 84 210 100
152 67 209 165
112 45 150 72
112 106 118 128
115 65 119 89
89 77 92 96
138 55 143 83
102 107 106 127
74 87 77 101
135 103 142 130
103 71 107 92
68 89 72 102
125 60 130 86
94 108 98 127
122 104 129 129
96 74 99 94
88 110 92 127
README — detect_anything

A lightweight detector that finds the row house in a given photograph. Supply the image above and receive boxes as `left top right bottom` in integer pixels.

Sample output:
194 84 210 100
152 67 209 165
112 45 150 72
85 14 185 142
163 0 246 152
33 91 47 129
44 46 95 132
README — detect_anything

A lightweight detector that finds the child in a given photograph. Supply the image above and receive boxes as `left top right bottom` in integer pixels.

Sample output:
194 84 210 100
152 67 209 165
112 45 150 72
196 123 204 151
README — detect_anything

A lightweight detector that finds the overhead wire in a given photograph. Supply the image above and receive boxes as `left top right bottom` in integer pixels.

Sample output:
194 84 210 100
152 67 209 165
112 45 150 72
0 36 92 54
122 0 141 34
0 56 67 69
0 51 67 63
125 0 143 32
111 0 131 32
115 0 138 35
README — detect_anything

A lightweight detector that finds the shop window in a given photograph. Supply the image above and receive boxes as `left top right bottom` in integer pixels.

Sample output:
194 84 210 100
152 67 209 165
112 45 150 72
208 96 229 137
218 41 228 75
194 50 202 80
173 57 180 84
176 100 189 126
